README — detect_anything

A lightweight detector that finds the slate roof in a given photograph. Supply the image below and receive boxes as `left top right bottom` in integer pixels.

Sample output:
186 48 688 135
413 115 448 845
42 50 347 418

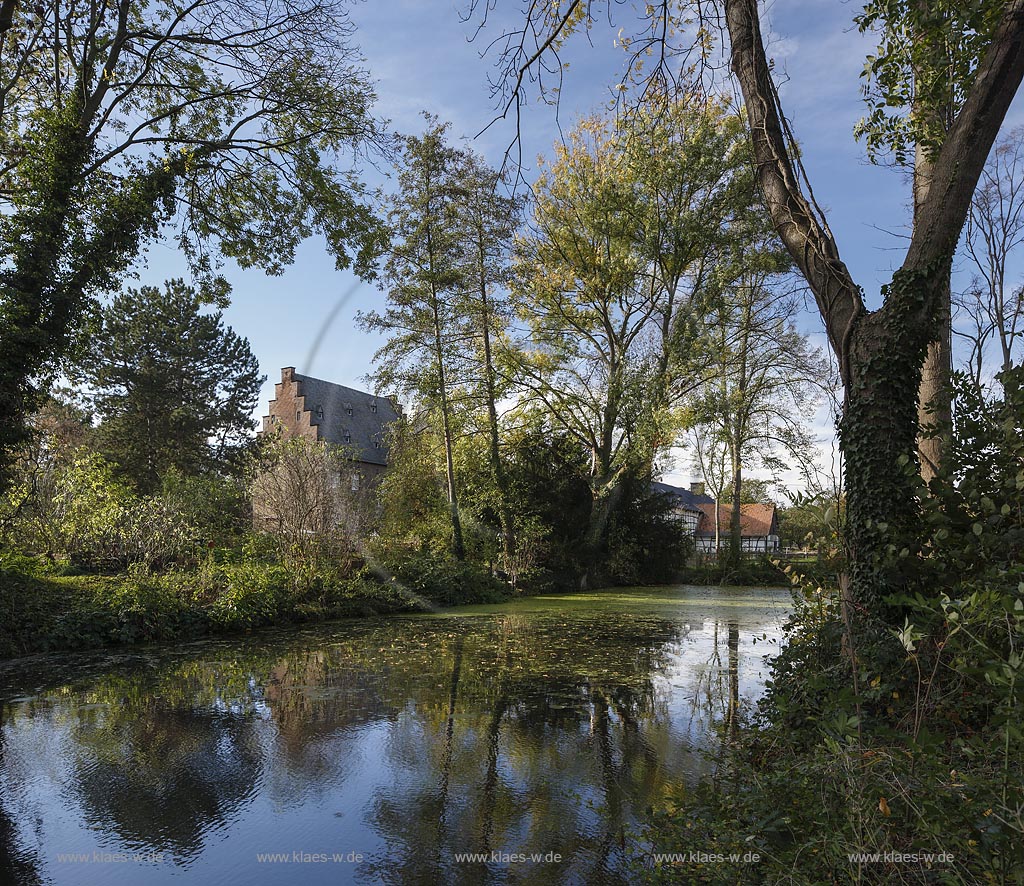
650 481 716 513
694 502 778 538
293 372 400 466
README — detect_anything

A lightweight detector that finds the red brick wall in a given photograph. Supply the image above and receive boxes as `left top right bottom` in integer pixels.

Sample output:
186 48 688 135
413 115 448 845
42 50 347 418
261 367 319 442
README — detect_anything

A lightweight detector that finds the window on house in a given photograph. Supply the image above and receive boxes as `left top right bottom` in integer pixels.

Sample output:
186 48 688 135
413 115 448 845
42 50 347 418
296 410 302 422
369 400 377 413
344 402 353 416
372 434 382 449
342 429 352 444
350 474 360 491
316 405 324 420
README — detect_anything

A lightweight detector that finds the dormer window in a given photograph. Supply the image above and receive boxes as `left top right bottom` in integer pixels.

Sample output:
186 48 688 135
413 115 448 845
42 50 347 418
342 429 352 444
369 400 377 413
344 401 353 416
372 433 382 449
316 405 324 420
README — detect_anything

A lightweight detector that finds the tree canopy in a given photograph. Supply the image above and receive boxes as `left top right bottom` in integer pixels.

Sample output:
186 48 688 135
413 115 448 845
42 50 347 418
75 279 263 492
0 0 389 490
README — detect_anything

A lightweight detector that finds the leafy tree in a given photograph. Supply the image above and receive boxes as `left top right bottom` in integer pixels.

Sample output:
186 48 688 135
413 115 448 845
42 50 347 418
620 94 757 446
480 0 1024 627
511 99 771 581
854 1 1004 165
691 272 826 564
5 448 197 567
452 149 524 580
360 119 468 560
501 415 592 581
76 279 263 492
511 114 656 581
373 418 453 560
159 470 250 546
604 477 691 585
0 0 387 491
739 478 778 506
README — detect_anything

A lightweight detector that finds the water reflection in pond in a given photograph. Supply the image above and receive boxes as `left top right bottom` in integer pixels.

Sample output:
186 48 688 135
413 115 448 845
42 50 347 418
0 585 790 885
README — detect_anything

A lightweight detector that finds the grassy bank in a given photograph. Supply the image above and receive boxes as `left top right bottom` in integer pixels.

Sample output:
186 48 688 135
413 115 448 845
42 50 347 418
676 555 813 587
0 554 511 660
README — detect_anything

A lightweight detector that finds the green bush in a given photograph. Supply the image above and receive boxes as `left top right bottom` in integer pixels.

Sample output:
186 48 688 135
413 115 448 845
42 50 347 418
4 450 199 568
385 553 510 606
0 553 432 659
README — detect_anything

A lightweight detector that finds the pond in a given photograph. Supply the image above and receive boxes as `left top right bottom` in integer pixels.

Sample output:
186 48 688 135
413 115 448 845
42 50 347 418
0 585 791 885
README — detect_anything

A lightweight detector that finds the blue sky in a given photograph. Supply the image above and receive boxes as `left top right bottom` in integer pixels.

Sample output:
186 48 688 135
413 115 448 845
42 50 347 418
132 0 1024 491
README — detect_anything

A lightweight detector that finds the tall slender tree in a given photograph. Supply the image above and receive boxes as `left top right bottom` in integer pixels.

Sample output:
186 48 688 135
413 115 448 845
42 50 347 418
453 150 523 578
511 115 656 582
692 271 825 565
360 119 467 559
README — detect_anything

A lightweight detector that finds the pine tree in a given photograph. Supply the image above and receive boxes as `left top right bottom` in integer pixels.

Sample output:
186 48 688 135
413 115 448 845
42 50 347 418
76 279 263 492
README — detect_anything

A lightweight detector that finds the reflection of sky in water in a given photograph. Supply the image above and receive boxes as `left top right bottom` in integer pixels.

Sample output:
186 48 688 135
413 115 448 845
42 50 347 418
0 585 791 885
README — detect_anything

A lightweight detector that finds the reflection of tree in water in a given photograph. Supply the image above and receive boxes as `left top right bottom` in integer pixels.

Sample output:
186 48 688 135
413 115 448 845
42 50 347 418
0 601 778 884
361 612 683 885
726 621 740 740
0 709 43 886
686 619 743 743
71 689 265 859
258 647 395 805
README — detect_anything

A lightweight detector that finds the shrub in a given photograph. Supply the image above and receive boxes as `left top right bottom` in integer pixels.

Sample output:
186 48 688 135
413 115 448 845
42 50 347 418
4 450 198 569
385 553 509 606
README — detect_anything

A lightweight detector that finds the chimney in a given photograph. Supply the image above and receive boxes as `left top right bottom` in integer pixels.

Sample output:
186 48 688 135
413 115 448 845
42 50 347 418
690 481 705 496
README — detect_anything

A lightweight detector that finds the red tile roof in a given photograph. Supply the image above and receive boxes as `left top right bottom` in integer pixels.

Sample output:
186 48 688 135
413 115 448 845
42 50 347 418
695 502 777 538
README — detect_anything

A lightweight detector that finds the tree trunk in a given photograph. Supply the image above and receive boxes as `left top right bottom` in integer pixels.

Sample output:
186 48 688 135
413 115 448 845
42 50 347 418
914 143 953 484
728 442 743 567
724 0 1024 625
478 273 517 581
431 298 465 560
580 474 624 588
839 286 936 621
917 296 951 483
